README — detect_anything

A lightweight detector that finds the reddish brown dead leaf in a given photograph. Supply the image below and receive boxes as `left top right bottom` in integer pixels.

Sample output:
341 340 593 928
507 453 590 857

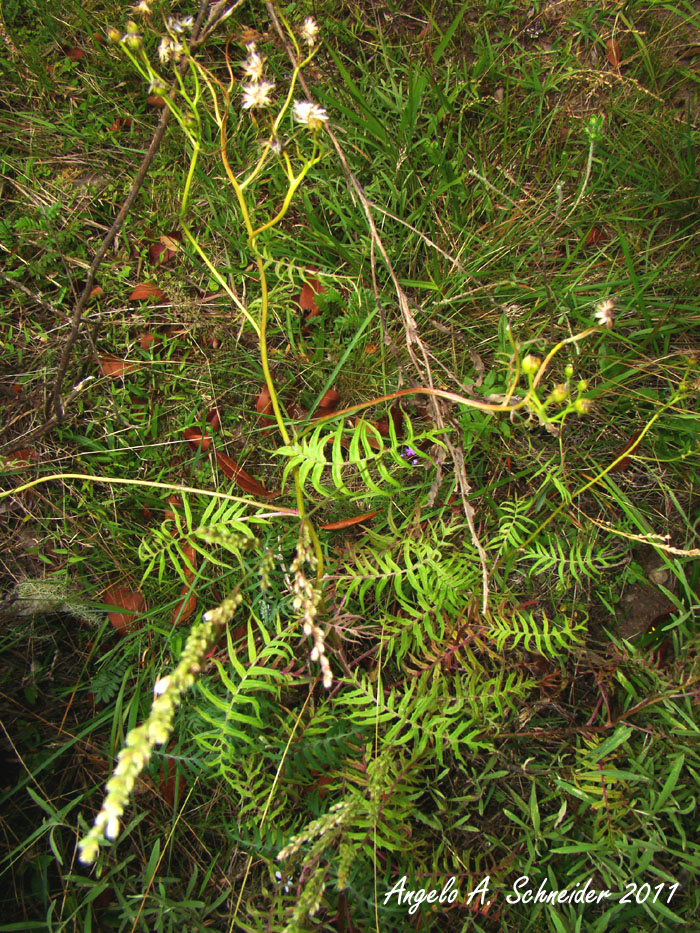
159 754 187 806
139 333 160 350
320 509 382 531
66 47 85 61
319 389 340 410
10 448 39 463
585 226 606 247
147 94 167 109
609 430 644 472
606 38 621 69
313 388 341 421
181 542 198 581
255 386 274 435
299 273 326 319
215 450 275 498
255 386 273 415
364 343 378 355
184 410 220 451
184 427 212 452
109 116 132 132
172 585 197 624
129 283 167 301
148 231 182 265
99 355 135 378
104 584 145 636
164 494 182 520
89 286 104 301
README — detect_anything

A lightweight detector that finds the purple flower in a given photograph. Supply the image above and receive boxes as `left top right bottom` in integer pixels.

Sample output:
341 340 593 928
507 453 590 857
401 446 420 466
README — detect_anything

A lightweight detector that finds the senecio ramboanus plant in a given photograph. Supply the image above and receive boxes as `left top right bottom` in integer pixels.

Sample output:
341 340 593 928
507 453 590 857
77 2 647 871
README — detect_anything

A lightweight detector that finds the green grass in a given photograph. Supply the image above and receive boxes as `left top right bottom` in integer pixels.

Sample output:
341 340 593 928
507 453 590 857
1 1 699 931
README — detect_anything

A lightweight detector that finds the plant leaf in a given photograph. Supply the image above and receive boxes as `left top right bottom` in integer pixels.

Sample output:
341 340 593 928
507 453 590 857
129 283 167 301
215 450 275 498
320 509 382 530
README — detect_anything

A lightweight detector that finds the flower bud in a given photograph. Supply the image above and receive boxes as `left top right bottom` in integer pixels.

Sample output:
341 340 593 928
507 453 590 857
521 354 541 375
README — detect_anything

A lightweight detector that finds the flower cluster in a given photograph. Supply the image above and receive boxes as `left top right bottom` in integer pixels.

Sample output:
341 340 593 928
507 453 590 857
291 524 332 689
158 36 184 65
276 801 351 862
78 590 243 865
240 42 275 110
167 15 194 35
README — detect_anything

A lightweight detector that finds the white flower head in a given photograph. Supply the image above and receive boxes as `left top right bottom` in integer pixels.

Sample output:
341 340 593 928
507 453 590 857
158 37 171 63
153 676 171 696
594 298 615 328
293 100 328 131
242 80 275 110
300 16 319 47
241 45 265 81
131 0 152 14
167 15 187 34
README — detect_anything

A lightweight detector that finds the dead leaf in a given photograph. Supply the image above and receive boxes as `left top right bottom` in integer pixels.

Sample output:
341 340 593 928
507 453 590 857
66 47 85 61
89 286 104 300
148 231 182 264
313 388 341 420
299 272 326 319
147 94 167 109
364 343 378 354
609 430 644 472
129 283 167 301
172 586 197 624
104 584 145 636
183 427 212 452
255 386 274 434
99 355 135 377
320 509 382 530
215 450 276 498
164 494 182 521
109 117 132 132
159 753 187 806
139 333 159 350
606 38 621 69
2 448 38 469
181 542 197 581
585 226 606 246
207 408 221 431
